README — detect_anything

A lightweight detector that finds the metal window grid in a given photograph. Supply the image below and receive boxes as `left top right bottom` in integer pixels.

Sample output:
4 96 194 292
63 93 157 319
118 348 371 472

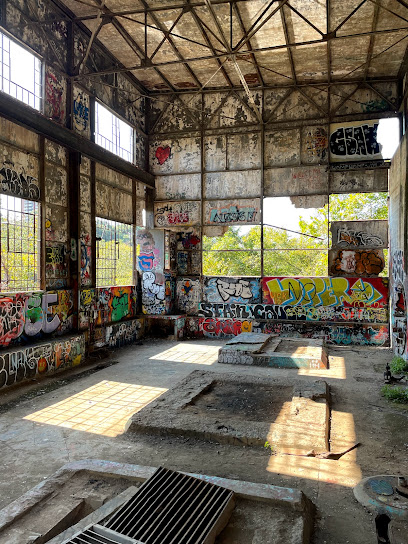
0 32 42 111
0 195 40 292
96 217 133 287
95 102 134 163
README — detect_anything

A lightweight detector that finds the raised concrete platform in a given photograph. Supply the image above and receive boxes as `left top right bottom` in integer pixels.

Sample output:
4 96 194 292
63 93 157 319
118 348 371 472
218 333 328 369
128 369 330 452
0 460 315 544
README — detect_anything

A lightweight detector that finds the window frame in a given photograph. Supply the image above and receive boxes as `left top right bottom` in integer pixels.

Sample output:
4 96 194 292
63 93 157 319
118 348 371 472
0 195 41 293
95 217 134 288
94 100 135 164
0 27 43 112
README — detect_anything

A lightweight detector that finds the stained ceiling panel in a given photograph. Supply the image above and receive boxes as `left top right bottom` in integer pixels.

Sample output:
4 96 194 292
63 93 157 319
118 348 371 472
55 0 408 93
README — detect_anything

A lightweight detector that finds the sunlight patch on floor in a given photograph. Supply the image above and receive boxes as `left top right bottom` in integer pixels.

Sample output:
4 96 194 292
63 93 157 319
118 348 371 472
297 356 346 379
149 343 221 365
266 404 361 487
24 381 167 437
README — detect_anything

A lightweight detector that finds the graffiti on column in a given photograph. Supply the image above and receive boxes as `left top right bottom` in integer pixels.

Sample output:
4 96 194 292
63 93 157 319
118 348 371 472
176 277 201 315
44 69 65 124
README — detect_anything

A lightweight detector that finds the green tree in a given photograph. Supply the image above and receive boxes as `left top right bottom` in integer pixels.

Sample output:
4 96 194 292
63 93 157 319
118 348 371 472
203 192 388 277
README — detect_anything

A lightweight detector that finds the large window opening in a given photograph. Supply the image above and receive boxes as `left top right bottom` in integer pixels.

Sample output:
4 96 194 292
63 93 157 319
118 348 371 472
203 226 261 276
96 218 133 287
95 102 134 163
0 31 42 110
0 195 40 292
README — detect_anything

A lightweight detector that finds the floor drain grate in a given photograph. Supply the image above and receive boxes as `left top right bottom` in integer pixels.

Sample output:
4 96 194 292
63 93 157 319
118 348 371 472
61 467 235 544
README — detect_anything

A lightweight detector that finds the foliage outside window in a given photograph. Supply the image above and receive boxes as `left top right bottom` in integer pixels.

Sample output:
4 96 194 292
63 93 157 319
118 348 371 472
203 192 388 277
95 102 134 163
96 217 133 287
0 31 42 110
0 195 40 292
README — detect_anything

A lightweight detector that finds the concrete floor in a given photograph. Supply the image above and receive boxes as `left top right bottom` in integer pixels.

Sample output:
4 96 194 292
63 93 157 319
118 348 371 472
1 337 407 544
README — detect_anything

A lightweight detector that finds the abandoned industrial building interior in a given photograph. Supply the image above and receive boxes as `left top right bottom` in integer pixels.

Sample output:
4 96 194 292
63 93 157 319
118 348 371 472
2 0 408 542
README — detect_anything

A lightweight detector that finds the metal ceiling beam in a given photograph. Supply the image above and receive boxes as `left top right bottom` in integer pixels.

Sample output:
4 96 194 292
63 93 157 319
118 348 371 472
49 0 150 96
187 0 233 87
138 0 203 88
234 0 291 51
203 0 263 122
286 2 324 37
110 17 176 91
279 2 297 84
74 25 408 80
332 0 368 34
233 2 264 87
364 2 380 80
368 0 408 24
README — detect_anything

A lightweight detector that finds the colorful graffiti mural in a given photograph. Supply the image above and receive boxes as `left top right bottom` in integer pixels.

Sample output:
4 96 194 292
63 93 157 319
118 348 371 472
0 334 85 389
199 302 387 324
45 244 68 284
203 277 261 304
73 88 90 134
199 318 388 346
136 228 164 272
329 249 385 277
80 242 92 286
176 229 201 250
0 291 73 347
94 319 144 349
262 277 388 308
79 286 137 327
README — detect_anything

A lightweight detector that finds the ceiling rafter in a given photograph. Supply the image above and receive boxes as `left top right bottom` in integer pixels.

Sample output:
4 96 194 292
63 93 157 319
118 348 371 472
202 0 263 122
279 2 297 84
364 2 380 80
286 2 324 37
149 9 184 62
233 0 291 51
138 0 202 88
368 0 408 24
332 0 368 34
233 2 264 87
186 0 233 87
73 23 408 81
110 17 176 91
75 0 106 73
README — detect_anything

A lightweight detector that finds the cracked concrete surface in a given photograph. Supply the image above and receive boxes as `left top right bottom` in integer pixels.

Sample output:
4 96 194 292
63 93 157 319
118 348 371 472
1 337 407 544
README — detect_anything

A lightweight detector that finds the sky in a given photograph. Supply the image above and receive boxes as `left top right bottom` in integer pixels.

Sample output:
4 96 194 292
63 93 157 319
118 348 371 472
262 117 400 235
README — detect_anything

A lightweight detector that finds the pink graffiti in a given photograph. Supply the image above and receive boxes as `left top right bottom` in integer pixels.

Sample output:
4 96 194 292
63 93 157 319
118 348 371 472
199 318 243 337
168 212 189 224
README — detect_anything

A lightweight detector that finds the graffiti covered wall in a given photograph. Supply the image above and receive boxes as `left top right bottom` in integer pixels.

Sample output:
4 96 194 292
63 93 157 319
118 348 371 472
0 334 85 389
0 290 74 347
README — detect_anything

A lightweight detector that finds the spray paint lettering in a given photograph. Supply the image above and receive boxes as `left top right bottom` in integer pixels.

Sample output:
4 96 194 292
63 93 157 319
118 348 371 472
142 271 166 315
262 277 388 308
0 161 40 200
204 277 260 304
330 121 381 161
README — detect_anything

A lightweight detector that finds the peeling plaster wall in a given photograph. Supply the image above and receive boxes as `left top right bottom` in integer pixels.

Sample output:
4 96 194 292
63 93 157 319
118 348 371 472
149 85 395 345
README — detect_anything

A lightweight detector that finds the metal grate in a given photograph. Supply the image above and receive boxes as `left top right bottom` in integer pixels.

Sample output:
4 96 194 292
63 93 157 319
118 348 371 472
104 467 234 544
0 194 40 292
67 524 142 543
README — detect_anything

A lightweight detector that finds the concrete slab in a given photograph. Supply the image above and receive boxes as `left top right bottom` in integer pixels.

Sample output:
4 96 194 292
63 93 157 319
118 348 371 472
218 335 328 369
127 370 330 451
0 460 315 544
